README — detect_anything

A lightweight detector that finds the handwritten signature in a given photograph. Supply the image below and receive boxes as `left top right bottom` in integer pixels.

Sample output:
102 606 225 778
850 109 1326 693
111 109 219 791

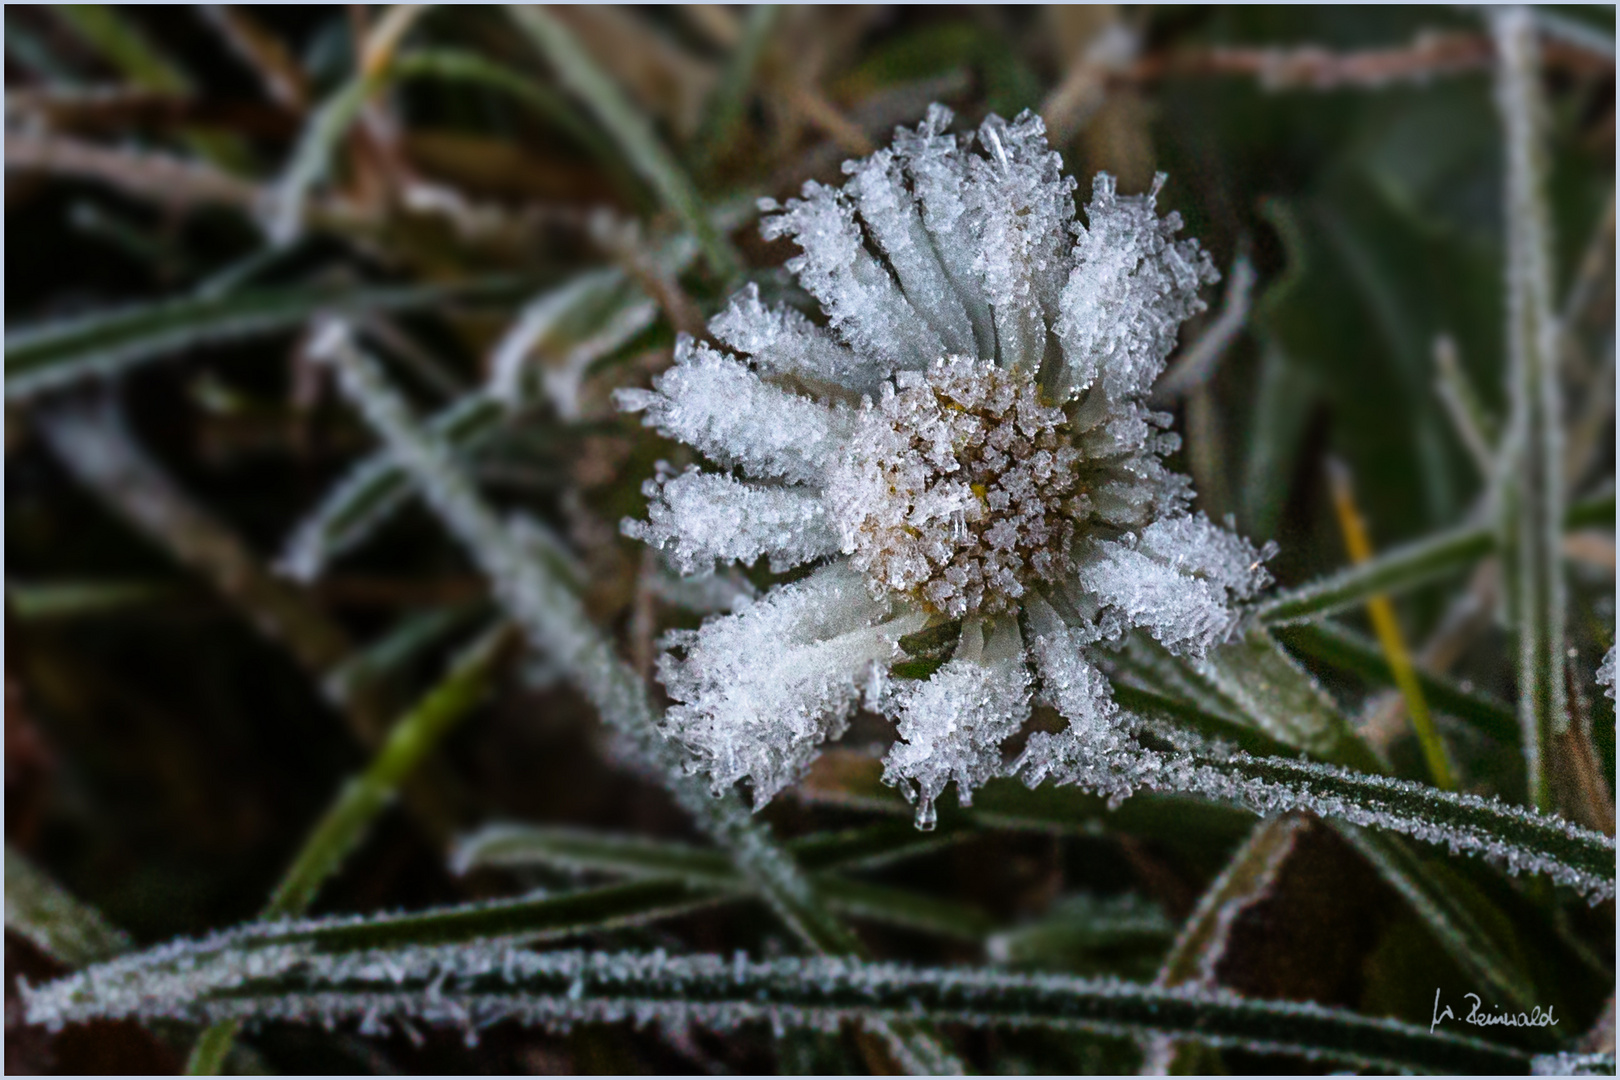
1431 989 1558 1034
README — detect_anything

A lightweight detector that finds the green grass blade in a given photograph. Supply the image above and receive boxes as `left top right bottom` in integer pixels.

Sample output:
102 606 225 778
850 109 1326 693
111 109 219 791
1255 490 1612 626
1139 747 1614 900
694 4 780 170
504 4 740 280
27 940 1534 1075
1190 626 1385 772
278 392 506 581
453 823 992 940
266 72 377 244
1492 8 1569 812
4 845 132 967
6 278 521 401
267 626 511 918
391 48 645 204
1275 621 1518 743
187 624 513 1074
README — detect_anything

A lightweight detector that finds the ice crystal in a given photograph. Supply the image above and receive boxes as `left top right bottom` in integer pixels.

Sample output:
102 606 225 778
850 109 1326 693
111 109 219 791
1598 645 1615 701
619 105 1274 825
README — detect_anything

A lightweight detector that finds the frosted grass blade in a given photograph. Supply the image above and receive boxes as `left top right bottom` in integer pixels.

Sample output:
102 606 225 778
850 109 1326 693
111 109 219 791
6 278 519 401
26 941 1533 1075
1255 490 1611 626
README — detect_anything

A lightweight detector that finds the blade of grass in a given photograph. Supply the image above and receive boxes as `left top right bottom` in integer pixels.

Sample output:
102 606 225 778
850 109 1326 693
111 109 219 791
452 824 993 940
694 3 780 171
1274 621 1518 744
50 4 248 170
1492 6 1568 812
504 4 740 280
27 939 1534 1075
1111 738 1614 900
4 845 132 967
186 622 515 1074
278 391 505 581
1142 814 1310 1073
314 324 960 1073
1254 489 1611 626
6 277 521 401
1326 458 1455 789
390 48 645 205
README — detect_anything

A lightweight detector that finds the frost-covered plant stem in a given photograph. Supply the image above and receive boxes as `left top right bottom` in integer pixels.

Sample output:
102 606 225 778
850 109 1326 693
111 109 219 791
314 324 959 1074
1492 5 1567 812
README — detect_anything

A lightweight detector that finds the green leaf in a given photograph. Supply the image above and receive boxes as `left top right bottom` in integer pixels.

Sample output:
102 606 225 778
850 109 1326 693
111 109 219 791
6 278 522 401
1255 489 1613 626
1275 620 1518 744
1188 626 1384 772
28 939 1533 1075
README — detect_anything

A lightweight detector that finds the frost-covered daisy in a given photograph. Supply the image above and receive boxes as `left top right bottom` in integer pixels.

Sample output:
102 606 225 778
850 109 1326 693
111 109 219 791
617 104 1275 827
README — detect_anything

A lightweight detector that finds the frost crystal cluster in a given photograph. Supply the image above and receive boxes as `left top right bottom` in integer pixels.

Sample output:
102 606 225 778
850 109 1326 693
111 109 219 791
618 105 1276 827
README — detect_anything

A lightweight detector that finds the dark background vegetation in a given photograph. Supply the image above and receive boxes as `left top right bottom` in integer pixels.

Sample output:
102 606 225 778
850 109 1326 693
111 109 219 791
4 5 1615 1074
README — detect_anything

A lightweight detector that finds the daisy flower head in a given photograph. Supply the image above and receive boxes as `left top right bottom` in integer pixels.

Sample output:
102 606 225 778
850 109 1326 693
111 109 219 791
617 104 1276 828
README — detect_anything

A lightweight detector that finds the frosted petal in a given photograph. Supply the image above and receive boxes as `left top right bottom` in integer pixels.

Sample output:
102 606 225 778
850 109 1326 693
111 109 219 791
844 149 976 356
965 112 1077 374
881 617 1032 825
1075 513 1274 656
659 561 928 805
1599 646 1615 701
891 104 996 356
623 467 838 574
1056 174 1218 402
708 283 881 395
761 180 946 371
614 336 852 484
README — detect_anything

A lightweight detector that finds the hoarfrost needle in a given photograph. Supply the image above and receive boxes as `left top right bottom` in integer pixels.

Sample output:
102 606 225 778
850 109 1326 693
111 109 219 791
618 105 1275 827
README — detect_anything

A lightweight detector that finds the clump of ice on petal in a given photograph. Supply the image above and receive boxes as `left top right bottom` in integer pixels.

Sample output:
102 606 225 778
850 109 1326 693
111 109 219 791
614 336 852 485
658 561 928 805
1056 174 1219 402
624 466 838 574
1074 513 1275 656
881 618 1032 828
1599 646 1615 701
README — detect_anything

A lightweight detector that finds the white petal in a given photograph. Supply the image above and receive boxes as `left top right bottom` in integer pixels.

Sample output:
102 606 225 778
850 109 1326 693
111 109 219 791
1023 591 1120 738
659 560 928 805
964 112 1077 374
1056 174 1218 402
709 282 880 395
623 468 838 574
615 337 852 484
845 149 977 356
891 104 996 356
761 181 946 371
881 616 1031 827
1074 512 1273 655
